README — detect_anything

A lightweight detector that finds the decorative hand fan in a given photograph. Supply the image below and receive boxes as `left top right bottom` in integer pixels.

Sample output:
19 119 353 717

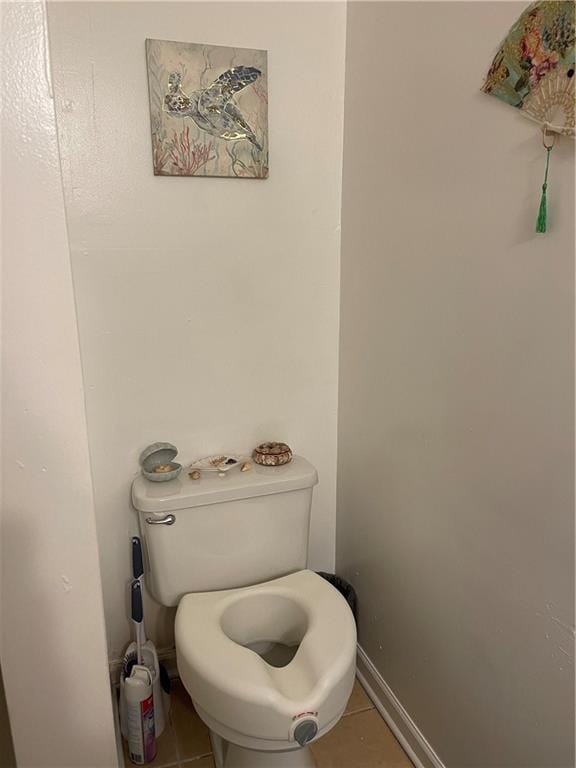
482 1 575 232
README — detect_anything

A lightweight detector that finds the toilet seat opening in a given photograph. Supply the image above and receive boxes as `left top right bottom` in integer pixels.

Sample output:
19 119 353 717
244 640 299 668
220 593 308 668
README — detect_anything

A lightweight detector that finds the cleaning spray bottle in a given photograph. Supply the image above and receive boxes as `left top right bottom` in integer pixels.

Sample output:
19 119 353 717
125 664 156 765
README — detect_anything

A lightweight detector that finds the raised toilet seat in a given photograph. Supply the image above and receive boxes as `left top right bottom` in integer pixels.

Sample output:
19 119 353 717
175 569 357 754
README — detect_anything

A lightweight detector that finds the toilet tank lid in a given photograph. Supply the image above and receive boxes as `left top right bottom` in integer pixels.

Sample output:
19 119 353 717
131 455 318 513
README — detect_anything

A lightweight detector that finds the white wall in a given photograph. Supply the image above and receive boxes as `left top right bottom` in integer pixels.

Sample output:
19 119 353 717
338 2 574 767
47 1 346 662
0 2 118 765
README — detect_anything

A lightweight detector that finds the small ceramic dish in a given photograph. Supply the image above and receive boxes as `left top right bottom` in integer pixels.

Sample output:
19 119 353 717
140 442 182 482
142 462 182 482
189 454 245 474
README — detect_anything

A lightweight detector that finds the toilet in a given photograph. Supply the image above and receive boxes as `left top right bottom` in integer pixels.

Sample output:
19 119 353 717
132 456 357 768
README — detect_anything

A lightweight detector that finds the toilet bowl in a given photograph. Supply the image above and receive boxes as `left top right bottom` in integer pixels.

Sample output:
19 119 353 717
132 456 356 767
176 570 356 764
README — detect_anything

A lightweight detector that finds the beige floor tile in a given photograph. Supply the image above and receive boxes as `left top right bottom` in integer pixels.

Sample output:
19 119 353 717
311 710 412 768
122 717 178 768
171 680 213 761
344 679 374 716
179 757 216 768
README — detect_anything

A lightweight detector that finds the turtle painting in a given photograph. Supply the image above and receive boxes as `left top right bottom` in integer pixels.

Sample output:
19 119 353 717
146 39 268 178
163 69 264 151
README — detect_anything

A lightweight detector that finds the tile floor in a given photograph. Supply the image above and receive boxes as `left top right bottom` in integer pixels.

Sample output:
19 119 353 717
122 677 412 768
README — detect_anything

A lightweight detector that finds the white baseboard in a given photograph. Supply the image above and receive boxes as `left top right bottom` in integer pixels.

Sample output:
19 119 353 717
356 645 445 768
109 647 178 685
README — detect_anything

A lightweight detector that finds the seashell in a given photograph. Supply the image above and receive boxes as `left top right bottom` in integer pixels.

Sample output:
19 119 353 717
189 470 201 480
240 461 252 472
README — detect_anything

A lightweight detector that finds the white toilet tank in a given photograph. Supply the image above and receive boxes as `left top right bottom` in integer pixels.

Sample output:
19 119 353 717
131 456 318 606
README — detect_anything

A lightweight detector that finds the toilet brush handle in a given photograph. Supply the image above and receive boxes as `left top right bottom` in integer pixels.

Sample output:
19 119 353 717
131 580 143 665
131 538 148 644
131 580 143 623
132 537 144 581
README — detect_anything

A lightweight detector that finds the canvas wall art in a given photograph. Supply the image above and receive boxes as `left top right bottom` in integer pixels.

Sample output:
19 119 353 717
146 39 268 178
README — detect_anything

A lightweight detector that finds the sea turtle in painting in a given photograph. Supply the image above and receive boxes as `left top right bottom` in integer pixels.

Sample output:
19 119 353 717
163 67 263 150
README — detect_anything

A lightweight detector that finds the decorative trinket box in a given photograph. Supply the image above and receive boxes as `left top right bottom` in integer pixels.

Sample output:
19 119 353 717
140 442 182 482
252 442 293 466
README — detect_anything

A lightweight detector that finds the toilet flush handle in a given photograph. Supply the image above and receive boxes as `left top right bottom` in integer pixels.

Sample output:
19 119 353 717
145 514 176 526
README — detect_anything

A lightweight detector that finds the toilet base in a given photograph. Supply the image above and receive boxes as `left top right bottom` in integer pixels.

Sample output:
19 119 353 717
211 731 316 768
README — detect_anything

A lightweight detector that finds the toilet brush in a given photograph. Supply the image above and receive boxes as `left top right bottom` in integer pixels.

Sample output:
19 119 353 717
120 540 169 739
131 538 171 724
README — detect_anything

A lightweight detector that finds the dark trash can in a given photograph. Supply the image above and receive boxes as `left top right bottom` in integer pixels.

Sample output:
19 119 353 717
316 572 357 623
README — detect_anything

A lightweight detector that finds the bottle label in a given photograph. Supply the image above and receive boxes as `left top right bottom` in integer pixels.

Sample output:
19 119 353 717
128 694 156 764
141 694 157 763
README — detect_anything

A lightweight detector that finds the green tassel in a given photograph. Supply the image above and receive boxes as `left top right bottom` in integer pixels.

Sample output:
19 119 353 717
536 184 547 232
536 146 552 234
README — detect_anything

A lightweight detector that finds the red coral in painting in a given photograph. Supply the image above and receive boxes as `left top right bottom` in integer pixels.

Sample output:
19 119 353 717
169 126 214 176
152 134 170 175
